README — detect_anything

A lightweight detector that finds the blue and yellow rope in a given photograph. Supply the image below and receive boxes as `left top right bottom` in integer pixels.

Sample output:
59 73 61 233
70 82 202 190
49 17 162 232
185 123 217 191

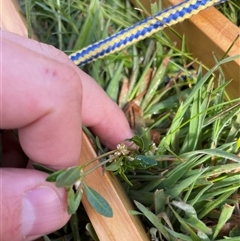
69 0 226 66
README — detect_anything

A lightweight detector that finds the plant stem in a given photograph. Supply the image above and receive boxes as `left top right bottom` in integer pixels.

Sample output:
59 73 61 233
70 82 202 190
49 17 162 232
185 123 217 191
25 0 32 38
82 150 116 169
83 157 116 176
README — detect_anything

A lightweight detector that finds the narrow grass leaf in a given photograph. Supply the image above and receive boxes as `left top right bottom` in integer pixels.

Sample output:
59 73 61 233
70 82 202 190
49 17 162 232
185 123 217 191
159 103 183 151
165 227 192 241
43 236 51 241
198 189 236 218
197 231 211 241
201 164 240 180
85 223 100 241
189 184 213 206
134 200 171 240
181 149 240 163
69 213 81 241
84 184 113 217
226 112 240 144
180 82 201 153
167 169 206 199
141 54 170 110
130 53 156 100
170 205 201 240
215 238 240 241
158 157 198 189
210 174 240 191
154 189 165 214
72 0 101 50
212 204 235 239
106 61 124 101
172 201 212 235
186 216 212 235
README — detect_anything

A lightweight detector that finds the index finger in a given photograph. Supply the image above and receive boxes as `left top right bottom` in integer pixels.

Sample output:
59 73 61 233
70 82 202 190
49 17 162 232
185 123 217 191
2 31 133 168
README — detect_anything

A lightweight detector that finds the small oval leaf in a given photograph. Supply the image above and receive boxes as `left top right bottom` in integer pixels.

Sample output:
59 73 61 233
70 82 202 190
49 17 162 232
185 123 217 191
56 167 81 187
46 169 66 182
105 161 121 171
84 184 113 217
131 155 157 169
131 136 144 149
33 163 55 174
67 187 83 215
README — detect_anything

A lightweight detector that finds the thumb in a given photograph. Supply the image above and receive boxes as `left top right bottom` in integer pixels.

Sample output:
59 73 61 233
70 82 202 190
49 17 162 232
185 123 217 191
0 168 70 241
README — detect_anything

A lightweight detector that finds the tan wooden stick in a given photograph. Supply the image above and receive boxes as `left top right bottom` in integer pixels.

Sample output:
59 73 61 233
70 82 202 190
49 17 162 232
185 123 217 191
1 1 149 240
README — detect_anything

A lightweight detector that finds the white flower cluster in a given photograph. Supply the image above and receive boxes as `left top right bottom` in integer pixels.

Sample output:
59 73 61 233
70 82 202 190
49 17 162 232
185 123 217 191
114 143 130 156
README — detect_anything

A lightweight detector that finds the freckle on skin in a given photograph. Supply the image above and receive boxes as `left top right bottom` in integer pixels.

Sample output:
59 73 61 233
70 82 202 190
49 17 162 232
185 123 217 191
44 68 57 77
52 70 57 77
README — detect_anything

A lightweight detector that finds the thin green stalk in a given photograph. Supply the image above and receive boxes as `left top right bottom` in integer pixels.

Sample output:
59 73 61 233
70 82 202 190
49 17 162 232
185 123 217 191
83 157 115 176
56 0 62 50
24 0 32 38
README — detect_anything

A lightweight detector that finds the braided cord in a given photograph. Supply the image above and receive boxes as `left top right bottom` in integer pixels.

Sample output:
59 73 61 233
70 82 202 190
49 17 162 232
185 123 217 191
69 0 226 66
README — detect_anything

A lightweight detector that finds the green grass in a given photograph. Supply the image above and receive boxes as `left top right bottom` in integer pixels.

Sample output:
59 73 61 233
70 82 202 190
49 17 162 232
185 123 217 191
18 0 240 240
217 0 240 26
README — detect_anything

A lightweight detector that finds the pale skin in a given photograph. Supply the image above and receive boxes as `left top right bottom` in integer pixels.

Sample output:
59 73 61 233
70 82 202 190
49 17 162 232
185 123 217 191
0 30 133 241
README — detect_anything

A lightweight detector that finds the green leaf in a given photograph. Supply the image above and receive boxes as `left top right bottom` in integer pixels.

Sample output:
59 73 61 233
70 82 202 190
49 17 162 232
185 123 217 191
170 205 201 240
84 184 113 217
197 231 211 241
46 169 66 182
106 61 124 101
69 213 80 241
229 227 240 237
198 189 236 219
67 186 83 215
131 155 157 169
134 200 171 240
131 135 144 149
172 201 212 235
43 236 51 241
237 137 240 149
56 167 81 187
85 223 100 241
212 204 235 239
118 169 133 186
154 189 165 215
181 149 240 163
105 161 121 171
166 168 206 198
32 163 54 174
165 227 192 241
215 238 240 241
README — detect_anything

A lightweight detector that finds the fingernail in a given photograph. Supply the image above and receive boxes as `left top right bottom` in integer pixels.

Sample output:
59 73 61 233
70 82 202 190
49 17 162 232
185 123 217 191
22 187 63 239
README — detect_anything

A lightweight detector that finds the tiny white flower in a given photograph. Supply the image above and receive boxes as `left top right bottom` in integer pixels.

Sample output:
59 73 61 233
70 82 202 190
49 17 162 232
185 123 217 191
128 156 134 161
116 143 130 155
150 143 158 153
74 180 81 190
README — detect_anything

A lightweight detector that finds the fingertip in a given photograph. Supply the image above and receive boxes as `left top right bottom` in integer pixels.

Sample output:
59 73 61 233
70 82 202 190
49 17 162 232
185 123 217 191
91 107 134 149
1 169 70 241
22 186 70 241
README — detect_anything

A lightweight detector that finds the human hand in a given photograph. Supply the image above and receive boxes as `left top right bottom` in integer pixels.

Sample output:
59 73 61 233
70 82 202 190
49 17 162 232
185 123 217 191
0 30 133 241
